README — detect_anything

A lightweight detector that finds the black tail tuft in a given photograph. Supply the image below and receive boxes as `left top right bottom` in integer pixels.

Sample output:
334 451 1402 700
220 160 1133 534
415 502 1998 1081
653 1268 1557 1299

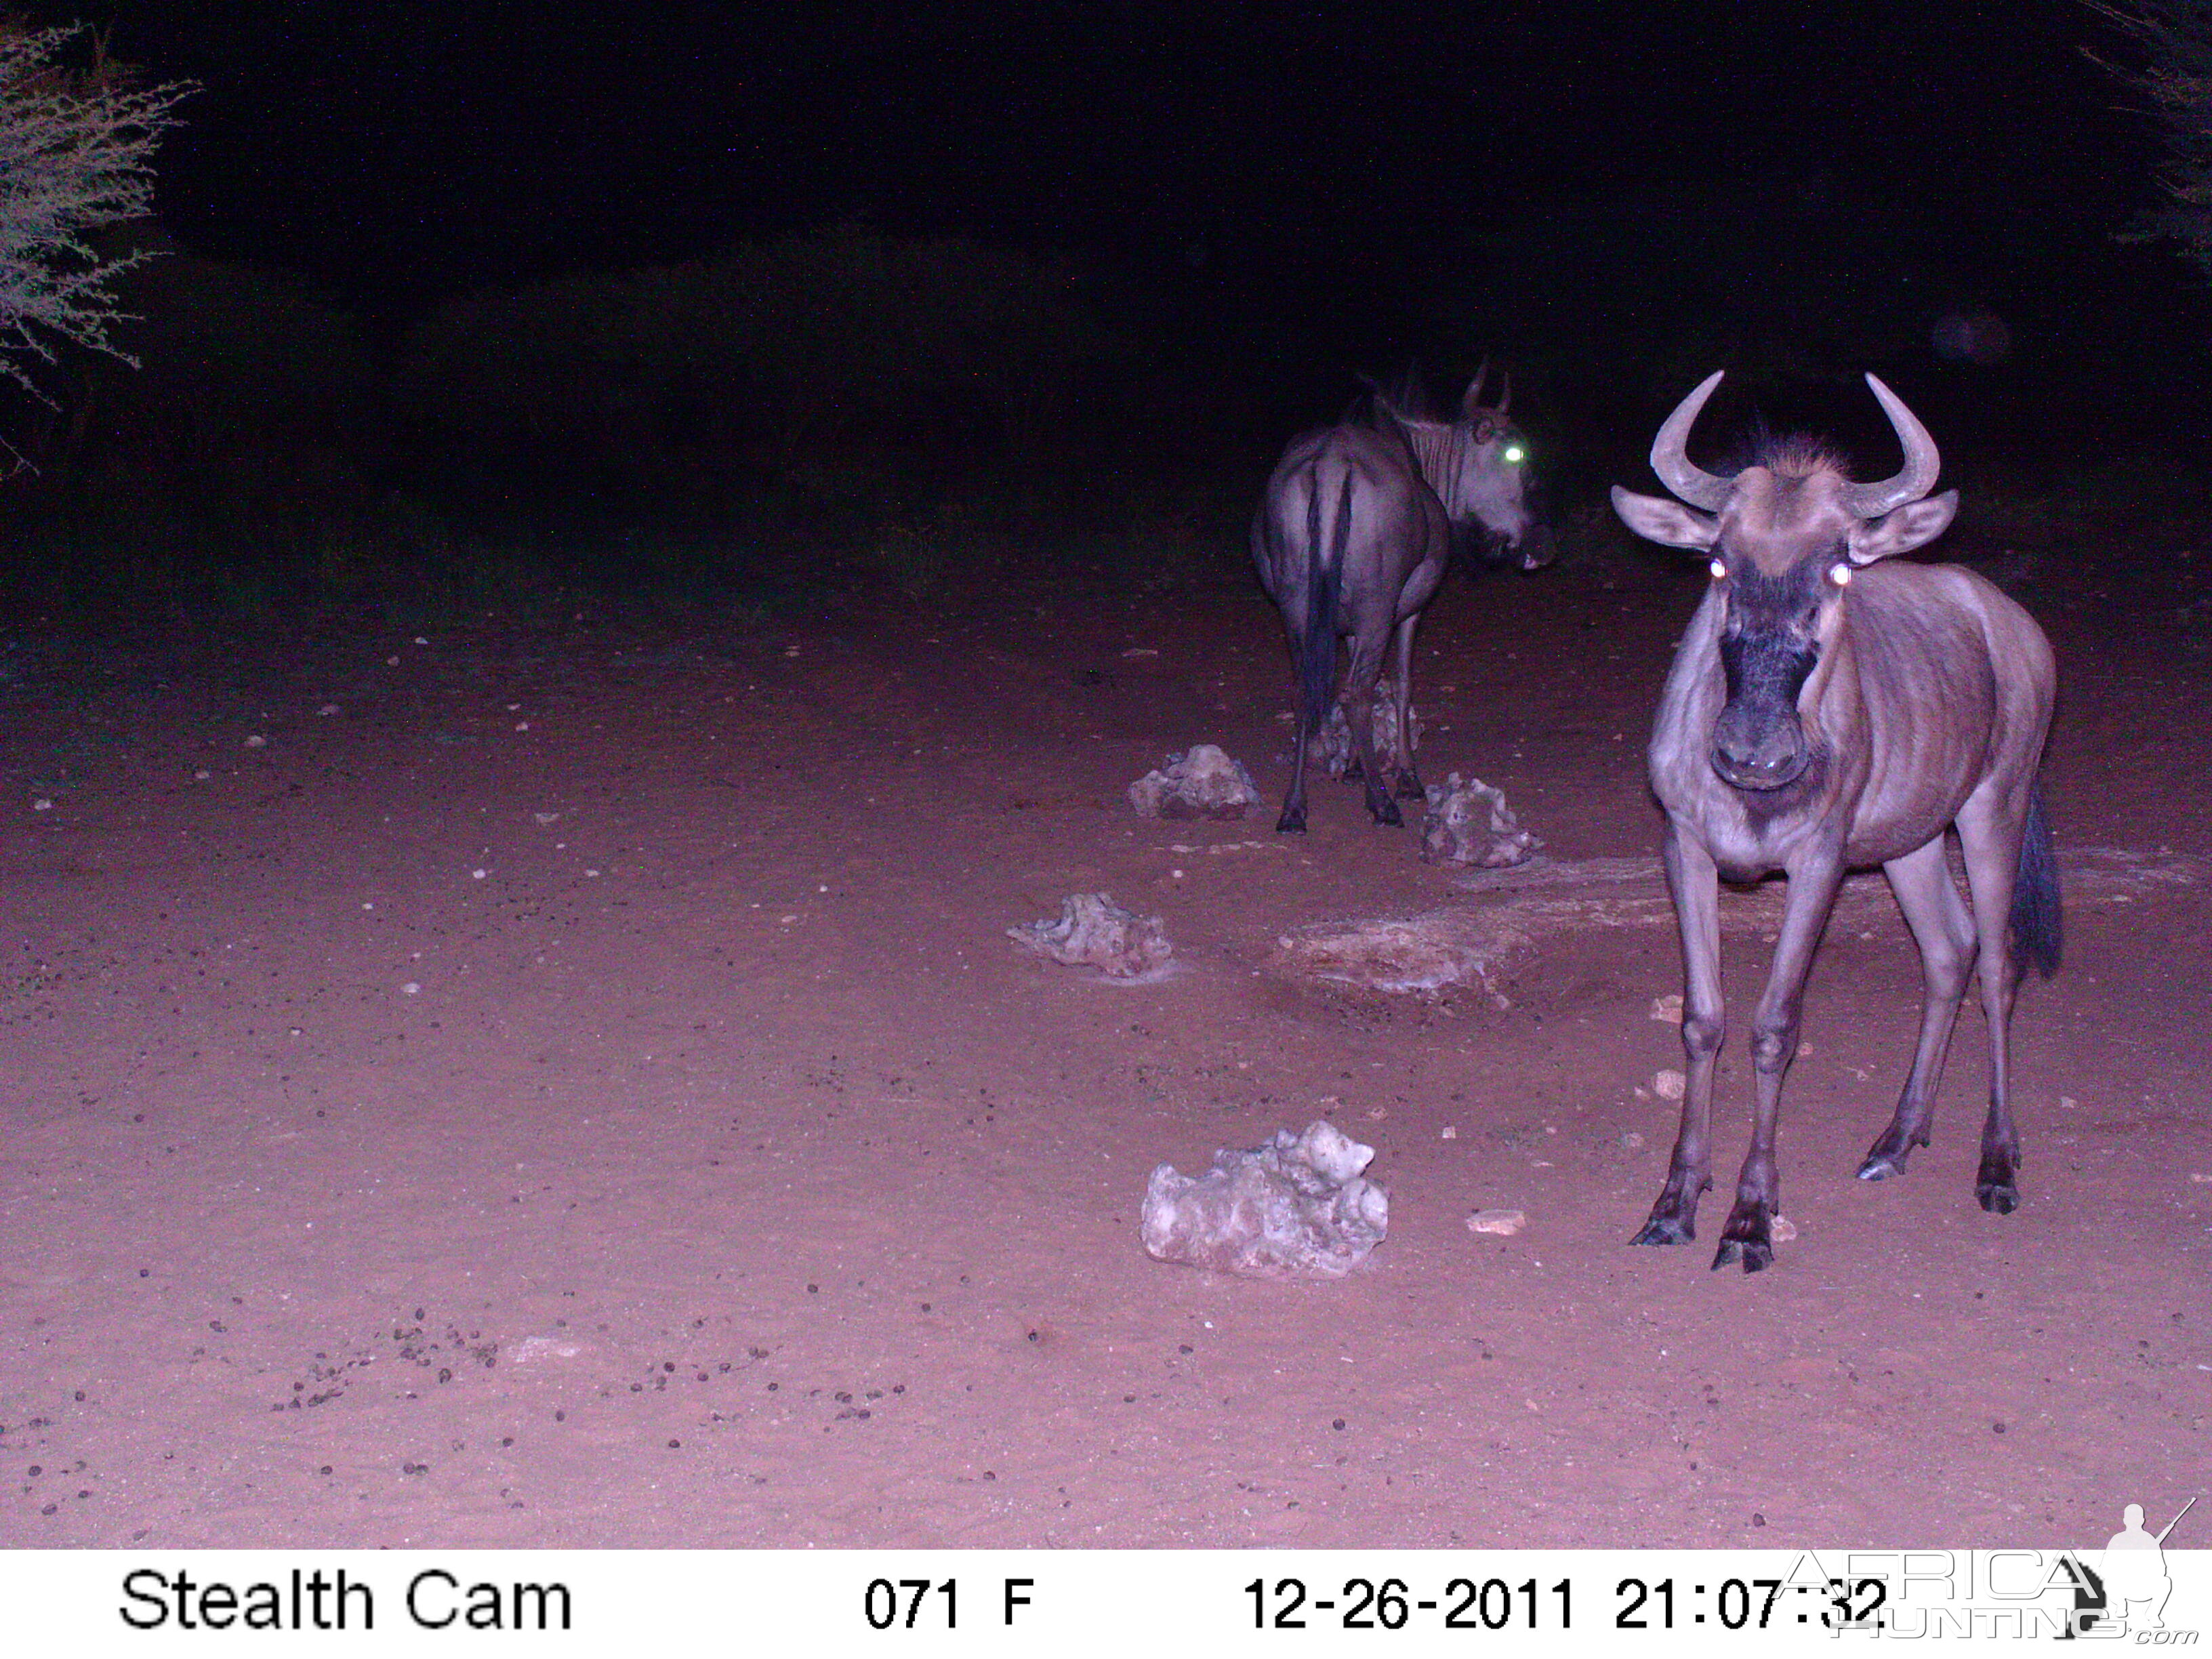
1293 467 1345 741
2010 781 2062 980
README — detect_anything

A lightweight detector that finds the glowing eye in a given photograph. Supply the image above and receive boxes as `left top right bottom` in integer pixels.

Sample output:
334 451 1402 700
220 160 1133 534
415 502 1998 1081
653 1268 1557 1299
1830 563 1853 587
1708 559 1727 581
1502 445 1525 464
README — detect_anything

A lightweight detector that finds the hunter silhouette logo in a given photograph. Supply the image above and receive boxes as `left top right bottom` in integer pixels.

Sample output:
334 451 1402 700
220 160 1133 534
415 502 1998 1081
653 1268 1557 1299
2094 1497 2195 1635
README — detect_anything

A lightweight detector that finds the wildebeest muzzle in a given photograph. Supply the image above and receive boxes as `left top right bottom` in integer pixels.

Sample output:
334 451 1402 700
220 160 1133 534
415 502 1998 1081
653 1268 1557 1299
1712 629 1816 790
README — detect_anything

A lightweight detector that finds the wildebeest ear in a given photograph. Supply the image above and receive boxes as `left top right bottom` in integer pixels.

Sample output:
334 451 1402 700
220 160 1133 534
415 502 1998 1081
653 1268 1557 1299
1610 485 1719 550
1846 489 1959 564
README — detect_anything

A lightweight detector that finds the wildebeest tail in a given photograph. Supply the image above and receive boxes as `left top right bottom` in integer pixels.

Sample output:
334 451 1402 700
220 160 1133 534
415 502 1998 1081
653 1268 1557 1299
2010 780 2062 979
1293 464 1350 739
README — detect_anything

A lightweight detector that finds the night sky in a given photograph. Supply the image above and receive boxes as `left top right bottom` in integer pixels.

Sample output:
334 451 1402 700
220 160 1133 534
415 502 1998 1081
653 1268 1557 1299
125 1 2162 306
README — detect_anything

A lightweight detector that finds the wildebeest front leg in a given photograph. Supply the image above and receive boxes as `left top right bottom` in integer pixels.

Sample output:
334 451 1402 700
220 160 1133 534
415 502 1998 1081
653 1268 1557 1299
1858 836 1977 1182
1343 634 1401 826
1714 852 1845 1272
1387 615 1425 800
1635 823 1723 1247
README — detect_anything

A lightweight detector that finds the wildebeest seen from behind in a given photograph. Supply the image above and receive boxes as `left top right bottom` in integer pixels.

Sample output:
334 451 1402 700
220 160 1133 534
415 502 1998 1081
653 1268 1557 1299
1253 368 1551 833
1611 371 2060 1272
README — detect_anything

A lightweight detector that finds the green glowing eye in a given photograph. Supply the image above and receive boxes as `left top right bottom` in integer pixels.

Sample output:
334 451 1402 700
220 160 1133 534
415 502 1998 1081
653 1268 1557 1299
1503 445 1526 464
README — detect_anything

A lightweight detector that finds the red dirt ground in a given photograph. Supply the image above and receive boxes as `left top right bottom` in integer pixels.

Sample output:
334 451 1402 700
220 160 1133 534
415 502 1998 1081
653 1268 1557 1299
2 531 2205 1550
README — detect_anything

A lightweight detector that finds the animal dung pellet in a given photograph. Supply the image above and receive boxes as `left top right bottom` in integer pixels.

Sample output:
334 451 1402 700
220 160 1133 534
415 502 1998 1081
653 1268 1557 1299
1309 681 1421 777
1654 1069 1687 1101
1650 994 1683 1023
1008 893 1172 978
1465 1208 1526 1236
1126 743 1261 820
1420 774 1540 869
1139 1120 1389 1278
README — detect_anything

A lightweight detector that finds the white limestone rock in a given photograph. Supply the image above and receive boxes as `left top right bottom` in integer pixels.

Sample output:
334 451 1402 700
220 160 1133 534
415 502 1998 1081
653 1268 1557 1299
1127 743 1261 820
1420 773 1540 869
1008 893 1172 978
1139 1120 1389 1278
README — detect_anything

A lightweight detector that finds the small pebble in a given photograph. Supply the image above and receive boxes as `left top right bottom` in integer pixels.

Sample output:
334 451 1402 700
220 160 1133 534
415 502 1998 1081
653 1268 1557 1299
1466 1208 1527 1236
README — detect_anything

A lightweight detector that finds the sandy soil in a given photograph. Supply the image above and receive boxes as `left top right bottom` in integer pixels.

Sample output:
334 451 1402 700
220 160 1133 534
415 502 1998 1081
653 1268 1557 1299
2 531 2205 1550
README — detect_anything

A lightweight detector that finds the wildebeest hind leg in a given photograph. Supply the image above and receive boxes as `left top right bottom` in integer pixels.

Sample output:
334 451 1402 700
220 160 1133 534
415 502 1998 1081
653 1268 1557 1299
1959 796 2029 1213
1859 837 1977 1182
1277 709 1312 834
1387 615 1425 800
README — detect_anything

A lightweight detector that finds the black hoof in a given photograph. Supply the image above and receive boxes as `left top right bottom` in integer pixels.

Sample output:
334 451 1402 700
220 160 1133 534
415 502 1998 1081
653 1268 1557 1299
1275 810 1307 834
1342 758 1365 783
1713 1204 1775 1272
1711 1235 1774 1273
1977 1151 2020 1213
1631 1214 1694 1247
1393 769 1425 802
1368 798 1404 827
1857 1125 1926 1182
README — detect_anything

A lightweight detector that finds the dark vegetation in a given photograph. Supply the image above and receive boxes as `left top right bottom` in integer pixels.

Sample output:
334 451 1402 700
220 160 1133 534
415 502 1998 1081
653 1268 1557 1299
1 195 2207 632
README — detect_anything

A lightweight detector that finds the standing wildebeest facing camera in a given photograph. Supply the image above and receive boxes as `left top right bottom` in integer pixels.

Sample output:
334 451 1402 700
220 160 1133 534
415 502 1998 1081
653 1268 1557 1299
1254 368 1550 833
1611 371 2061 1272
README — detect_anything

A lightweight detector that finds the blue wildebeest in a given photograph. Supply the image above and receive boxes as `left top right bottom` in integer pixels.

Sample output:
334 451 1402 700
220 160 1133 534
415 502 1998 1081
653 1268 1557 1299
1611 371 2061 1271
1253 369 1550 833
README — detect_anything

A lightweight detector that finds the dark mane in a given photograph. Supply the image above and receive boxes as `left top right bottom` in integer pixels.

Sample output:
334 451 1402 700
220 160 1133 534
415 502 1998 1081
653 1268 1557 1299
1352 367 1435 430
1723 419 1851 480
1758 433 1851 478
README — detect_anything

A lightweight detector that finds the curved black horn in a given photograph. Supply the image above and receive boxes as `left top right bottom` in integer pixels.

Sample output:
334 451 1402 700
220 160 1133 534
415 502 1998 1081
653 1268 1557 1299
1496 367 1511 415
1840 373 1941 518
1650 371 1732 511
1463 358 1490 417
